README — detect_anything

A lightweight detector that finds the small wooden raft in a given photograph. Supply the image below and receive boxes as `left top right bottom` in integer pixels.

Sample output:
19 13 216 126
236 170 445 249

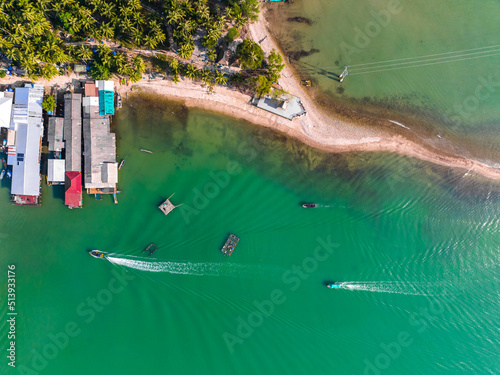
221 234 239 256
158 193 181 215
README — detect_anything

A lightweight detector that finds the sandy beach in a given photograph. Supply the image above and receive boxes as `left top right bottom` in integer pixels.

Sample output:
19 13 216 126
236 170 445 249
2 11 500 181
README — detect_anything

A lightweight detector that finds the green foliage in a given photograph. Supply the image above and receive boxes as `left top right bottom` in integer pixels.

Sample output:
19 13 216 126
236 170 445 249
90 63 111 80
41 95 56 112
267 49 285 83
185 64 199 80
0 70 6 78
254 75 272 97
236 38 264 70
0 0 262 86
225 28 238 43
229 0 260 29
215 71 227 86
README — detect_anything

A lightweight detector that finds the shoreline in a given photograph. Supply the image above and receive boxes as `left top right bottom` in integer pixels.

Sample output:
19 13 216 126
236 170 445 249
2 14 500 181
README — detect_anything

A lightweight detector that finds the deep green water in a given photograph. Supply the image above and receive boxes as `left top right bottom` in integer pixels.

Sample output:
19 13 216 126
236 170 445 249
1 94 499 374
268 0 500 162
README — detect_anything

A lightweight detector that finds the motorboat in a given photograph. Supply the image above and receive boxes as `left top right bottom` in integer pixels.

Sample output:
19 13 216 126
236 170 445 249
302 203 317 208
326 282 342 289
0 170 5 180
89 250 104 259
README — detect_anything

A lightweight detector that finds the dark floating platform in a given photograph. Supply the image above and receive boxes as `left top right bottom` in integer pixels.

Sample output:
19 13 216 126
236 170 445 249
221 234 239 257
142 243 158 256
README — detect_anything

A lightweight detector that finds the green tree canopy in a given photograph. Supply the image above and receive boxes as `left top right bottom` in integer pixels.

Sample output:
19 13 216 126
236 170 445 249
253 75 272 97
42 95 56 112
236 38 264 70
267 49 285 83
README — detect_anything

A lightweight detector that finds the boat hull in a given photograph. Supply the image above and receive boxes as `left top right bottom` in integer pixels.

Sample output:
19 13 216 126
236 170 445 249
326 282 342 289
302 203 317 208
89 250 104 258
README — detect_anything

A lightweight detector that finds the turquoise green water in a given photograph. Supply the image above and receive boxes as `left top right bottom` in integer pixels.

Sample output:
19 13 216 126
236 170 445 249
268 0 500 160
1 95 499 374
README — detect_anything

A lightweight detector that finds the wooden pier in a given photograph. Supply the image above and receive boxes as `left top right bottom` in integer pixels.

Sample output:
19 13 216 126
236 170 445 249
221 234 239 256
158 193 181 215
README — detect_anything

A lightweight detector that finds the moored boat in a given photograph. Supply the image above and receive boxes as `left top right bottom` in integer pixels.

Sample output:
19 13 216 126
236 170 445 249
118 159 125 170
326 282 342 289
302 203 317 208
89 250 104 258
0 170 5 180
6 170 12 179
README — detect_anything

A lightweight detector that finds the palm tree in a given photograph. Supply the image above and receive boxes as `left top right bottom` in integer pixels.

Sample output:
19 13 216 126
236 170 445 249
128 0 142 12
114 53 127 74
132 55 145 72
130 27 143 46
172 73 180 84
207 49 217 62
185 64 198 80
66 44 78 60
101 3 115 18
66 15 80 33
200 69 212 85
215 71 227 86
99 22 114 40
177 42 193 60
169 58 180 74
77 45 92 61
144 35 158 50
167 8 185 25
0 37 13 51
197 3 210 22
78 13 95 32
40 63 59 80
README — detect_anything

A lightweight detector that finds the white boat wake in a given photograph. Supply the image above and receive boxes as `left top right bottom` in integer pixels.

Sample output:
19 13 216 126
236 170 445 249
340 281 435 296
106 255 278 278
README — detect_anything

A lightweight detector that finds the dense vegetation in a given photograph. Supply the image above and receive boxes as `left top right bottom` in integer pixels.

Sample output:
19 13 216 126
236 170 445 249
0 0 284 95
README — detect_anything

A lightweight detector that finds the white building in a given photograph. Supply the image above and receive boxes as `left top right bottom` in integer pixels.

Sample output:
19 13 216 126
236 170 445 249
7 84 44 205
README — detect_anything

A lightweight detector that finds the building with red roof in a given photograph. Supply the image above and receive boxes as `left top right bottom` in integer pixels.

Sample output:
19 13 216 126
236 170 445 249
65 171 82 209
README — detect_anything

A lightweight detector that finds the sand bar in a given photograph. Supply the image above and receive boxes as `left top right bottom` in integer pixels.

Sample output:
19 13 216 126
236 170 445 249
1 12 500 181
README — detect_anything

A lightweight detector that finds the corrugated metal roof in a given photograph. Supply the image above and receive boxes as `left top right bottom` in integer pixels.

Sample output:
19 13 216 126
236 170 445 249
48 117 64 152
0 96 12 128
10 123 42 196
96 80 114 92
82 116 117 189
48 159 65 182
63 94 82 172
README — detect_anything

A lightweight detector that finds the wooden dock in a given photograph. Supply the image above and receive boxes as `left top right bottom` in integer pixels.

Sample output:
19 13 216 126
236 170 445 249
158 193 181 215
221 234 239 256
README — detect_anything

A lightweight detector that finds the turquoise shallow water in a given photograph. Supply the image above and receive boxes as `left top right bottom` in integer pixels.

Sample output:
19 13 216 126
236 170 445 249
267 0 500 161
1 95 499 374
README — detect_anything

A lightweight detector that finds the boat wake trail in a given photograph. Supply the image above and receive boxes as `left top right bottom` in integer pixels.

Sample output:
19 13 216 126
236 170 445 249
341 281 436 296
106 256 279 278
